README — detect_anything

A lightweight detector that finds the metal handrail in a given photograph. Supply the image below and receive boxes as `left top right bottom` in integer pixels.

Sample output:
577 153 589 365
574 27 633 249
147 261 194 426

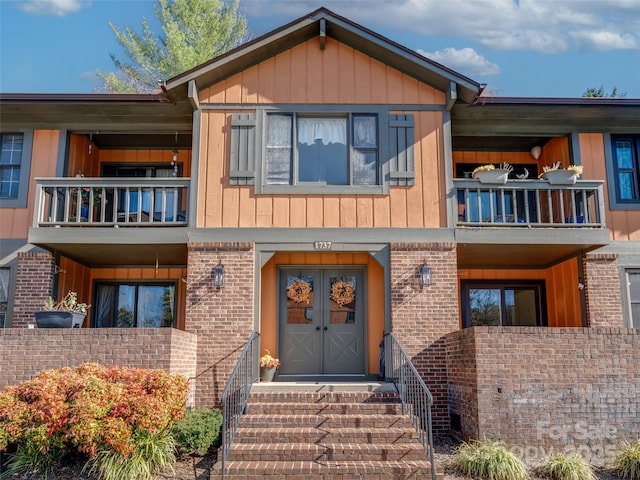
220 331 260 479
385 332 436 480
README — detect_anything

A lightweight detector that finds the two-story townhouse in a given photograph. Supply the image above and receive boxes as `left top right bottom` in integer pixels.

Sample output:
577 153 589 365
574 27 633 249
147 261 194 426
1 8 639 453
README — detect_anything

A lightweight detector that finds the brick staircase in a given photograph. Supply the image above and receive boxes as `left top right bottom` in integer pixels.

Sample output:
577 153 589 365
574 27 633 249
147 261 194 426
215 382 443 479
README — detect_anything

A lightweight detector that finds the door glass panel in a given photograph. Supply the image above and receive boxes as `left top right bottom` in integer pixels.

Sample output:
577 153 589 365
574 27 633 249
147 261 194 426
469 288 501 326
329 276 356 324
137 285 174 327
505 289 537 326
286 275 314 324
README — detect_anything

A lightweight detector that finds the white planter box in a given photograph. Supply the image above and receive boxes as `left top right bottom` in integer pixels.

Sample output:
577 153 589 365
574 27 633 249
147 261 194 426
473 169 510 184
542 170 578 185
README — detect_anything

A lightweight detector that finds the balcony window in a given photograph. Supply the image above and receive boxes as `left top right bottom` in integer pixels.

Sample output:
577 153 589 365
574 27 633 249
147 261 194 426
461 280 547 328
0 132 32 208
628 270 640 328
93 283 175 328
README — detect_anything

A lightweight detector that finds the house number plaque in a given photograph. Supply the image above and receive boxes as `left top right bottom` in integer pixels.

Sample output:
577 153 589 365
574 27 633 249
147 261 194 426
314 241 332 250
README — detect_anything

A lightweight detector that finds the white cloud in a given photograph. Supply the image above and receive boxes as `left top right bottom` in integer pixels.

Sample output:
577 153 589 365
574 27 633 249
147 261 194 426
244 0 640 53
418 47 500 77
17 0 88 17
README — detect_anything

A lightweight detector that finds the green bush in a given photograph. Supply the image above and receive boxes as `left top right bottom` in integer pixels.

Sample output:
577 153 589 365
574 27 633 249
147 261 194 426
449 439 528 480
171 408 222 456
539 453 596 480
84 430 176 480
615 439 640 480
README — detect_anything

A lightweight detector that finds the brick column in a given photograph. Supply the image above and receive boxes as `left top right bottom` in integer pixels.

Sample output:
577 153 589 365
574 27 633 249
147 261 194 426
185 242 254 407
12 251 55 328
583 252 624 327
390 242 459 432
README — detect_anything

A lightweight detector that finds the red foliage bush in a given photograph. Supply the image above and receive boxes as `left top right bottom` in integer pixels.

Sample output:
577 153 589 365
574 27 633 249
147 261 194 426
0 363 188 459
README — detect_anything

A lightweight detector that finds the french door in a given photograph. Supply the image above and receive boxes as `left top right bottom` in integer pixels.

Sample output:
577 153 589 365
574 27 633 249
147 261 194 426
278 268 365 376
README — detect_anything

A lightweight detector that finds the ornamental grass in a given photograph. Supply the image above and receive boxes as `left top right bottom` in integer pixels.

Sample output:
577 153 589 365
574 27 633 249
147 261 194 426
449 439 528 480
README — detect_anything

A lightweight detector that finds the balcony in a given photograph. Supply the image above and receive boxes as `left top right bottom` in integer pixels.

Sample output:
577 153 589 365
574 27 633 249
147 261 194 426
34 178 190 228
454 179 606 229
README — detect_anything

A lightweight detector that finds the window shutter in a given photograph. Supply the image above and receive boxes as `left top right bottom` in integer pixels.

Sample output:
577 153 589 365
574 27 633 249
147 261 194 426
230 113 256 185
388 114 415 186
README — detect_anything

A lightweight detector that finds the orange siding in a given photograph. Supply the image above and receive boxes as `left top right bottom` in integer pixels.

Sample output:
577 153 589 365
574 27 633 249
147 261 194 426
260 252 385 375
196 36 446 230
458 259 582 328
0 130 59 240
579 133 640 241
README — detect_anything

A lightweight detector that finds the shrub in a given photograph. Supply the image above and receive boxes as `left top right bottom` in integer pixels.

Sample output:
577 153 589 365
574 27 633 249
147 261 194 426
84 430 176 480
171 408 222 456
615 439 640 480
539 453 596 480
449 439 528 480
0 363 188 477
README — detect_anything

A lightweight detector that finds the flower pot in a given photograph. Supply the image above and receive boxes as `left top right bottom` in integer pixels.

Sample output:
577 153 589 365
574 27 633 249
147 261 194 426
541 170 578 185
34 311 85 328
473 170 509 184
260 366 277 383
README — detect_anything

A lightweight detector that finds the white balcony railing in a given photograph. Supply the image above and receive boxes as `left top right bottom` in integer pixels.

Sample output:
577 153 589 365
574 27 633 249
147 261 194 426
454 179 606 228
33 178 190 227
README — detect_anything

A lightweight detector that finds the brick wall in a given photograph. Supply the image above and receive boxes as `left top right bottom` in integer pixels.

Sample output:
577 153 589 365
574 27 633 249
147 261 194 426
583 252 624 327
12 251 55 328
446 327 640 465
185 242 254 407
390 242 459 432
0 328 198 405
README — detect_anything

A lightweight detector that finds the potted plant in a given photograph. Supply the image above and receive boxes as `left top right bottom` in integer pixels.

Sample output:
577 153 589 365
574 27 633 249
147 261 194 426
34 291 90 328
539 162 584 184
259 350 280 382
472 163 513 184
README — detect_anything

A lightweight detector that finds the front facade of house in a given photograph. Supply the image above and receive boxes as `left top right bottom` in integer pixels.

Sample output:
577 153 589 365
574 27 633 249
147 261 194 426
1 9 639 446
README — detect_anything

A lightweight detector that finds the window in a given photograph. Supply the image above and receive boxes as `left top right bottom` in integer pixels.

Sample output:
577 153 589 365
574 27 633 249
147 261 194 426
0 268 9 328
265 113 378 186
0 133 23 198
93 283 176 328
611 135 640 204
228 110 415 193
461 281 547 328
628 270 640 328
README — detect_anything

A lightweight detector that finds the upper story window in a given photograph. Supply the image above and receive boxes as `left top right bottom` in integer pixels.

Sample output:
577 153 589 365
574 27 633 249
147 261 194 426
228 108 415 195
1 133 23 198
610 135 640 207
266 114 378 186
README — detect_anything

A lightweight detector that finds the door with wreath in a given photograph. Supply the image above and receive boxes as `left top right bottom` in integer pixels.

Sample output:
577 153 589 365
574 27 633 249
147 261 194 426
278 268 365 376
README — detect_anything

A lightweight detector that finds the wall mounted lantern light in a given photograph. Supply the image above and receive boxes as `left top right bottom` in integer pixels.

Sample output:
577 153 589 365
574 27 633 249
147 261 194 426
212 261 225 288
419 261 432 287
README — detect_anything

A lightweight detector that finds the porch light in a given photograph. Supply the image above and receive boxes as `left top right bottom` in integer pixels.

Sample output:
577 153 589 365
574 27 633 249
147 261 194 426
212 261 225 288
419 261 431 287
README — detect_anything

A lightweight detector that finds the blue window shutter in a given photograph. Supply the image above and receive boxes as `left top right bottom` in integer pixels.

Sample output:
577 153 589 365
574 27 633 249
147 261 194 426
230 113 256 185
388 114 415 186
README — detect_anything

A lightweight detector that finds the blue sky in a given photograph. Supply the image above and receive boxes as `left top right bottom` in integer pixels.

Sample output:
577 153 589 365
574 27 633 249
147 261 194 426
1 0 639 98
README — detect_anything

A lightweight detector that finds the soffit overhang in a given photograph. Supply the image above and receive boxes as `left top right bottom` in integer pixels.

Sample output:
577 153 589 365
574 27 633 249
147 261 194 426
165 7 482 104
0 93 193 135
452 97 640 137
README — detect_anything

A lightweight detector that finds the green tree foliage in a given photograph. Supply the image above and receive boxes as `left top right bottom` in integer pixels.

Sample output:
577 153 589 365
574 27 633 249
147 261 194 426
97 0 248 93
582 85 627 98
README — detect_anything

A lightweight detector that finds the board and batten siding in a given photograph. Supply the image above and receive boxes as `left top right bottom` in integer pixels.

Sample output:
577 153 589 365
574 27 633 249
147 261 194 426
196 37 447 229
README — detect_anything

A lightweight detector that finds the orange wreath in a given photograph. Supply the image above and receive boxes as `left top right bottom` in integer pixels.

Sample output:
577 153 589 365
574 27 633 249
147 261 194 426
287 278 312 304
330 280 355 307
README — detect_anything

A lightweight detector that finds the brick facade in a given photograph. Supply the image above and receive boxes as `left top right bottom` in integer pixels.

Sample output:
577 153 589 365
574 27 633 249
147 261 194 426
583 252 624 327
389 242 459 432
446 327 640 465
0 328 198 405
12 251 55 328
185 242 255 407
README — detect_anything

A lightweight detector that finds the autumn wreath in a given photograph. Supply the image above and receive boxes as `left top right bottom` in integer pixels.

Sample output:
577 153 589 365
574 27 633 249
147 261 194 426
330 280 355 307
287 278 312 304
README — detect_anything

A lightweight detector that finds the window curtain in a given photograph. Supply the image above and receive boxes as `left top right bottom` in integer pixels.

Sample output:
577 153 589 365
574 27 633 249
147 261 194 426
297 118 346 146
266 114 293 184
95 284 117 327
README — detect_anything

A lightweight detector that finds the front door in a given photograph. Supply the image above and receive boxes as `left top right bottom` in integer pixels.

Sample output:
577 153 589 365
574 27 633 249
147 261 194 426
279 268 365 376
